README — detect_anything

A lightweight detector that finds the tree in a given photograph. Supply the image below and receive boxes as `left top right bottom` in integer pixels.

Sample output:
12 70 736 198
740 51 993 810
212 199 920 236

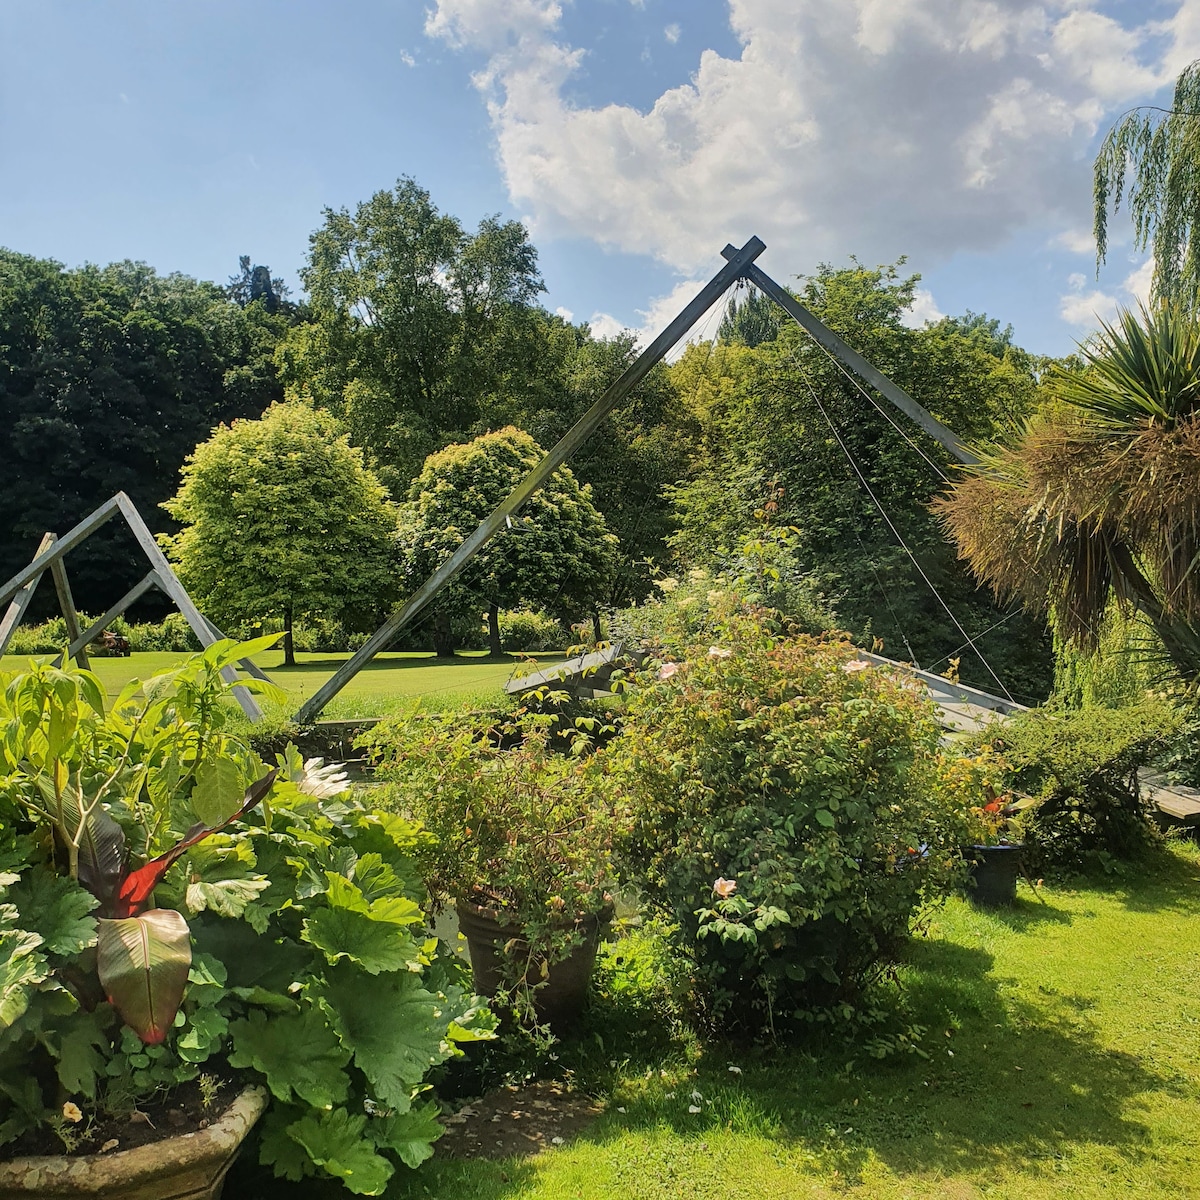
1094 58 1200 303
279 179 545 489
226 255 291 314
163 403 397 666
399 427 617 657
668 261 1053 700
0 251 294 615
937 300 1200 687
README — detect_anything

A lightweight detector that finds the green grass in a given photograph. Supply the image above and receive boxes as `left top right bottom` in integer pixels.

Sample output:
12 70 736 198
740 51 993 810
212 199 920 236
394 844 1200 1200
0 649 567 719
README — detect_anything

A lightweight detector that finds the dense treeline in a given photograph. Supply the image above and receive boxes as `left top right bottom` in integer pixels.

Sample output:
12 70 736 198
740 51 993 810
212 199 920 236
0 179 1059 693
0 251 297 613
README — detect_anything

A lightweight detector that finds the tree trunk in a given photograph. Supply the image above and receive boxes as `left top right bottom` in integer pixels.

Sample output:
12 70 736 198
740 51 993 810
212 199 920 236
592 611 603 644
283 603 296 667
488 602 502 657
432 607 456 659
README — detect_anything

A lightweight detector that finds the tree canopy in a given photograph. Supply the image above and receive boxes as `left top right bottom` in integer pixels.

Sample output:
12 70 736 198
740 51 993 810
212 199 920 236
279 178 546 489
1094 58 1200 303
163 403 397 665
0 251 295 614
668 261 1052 700
398 426 617 656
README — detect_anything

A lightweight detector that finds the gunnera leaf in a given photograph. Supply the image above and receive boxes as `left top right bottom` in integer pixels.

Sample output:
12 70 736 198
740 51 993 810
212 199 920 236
287 1108 394 1196
227 1006 350 1108
9 871 98 957
370 1100 444 1169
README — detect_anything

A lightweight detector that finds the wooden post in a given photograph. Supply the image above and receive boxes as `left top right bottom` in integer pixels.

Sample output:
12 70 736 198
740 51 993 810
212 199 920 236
66 571 160 660
114 494 262 721
49 549 91 669
295 236 769 723
0 533 56 656
0 497 122 609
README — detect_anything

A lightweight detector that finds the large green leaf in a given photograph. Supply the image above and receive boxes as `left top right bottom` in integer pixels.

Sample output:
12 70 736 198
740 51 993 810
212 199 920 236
227 1006 350 1108
317 967 460 1110
48 1011 110 1098
191 757 245 826
185 876 271 919
258 1104 314 1182
370 1101 443 1169
9 871 98 957
0 929 48 1029
301 873 424 975
95 910 191 1044
287 1108 394 1196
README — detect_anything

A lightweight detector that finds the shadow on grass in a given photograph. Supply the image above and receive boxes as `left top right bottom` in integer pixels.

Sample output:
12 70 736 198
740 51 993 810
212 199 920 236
263 651 567 678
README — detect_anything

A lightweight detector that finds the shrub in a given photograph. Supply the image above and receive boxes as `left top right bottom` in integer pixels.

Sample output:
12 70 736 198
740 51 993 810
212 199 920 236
605 602 974 1035
981 700 1181 872
500 608 563 652
364 710 617 1020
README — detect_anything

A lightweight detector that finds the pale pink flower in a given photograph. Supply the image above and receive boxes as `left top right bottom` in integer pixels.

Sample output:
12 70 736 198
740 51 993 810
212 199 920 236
712 877 737 898
842 659 871 673
707 645 732 660
657 661 681 681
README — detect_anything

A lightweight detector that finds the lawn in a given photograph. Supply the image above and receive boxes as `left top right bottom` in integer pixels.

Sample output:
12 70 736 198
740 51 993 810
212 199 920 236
389 845 1200 1200
0 648 565 719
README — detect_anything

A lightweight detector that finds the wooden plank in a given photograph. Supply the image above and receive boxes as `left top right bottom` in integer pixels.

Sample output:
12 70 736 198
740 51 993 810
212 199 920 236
0 533 56 656
0 496 122 608
722 251 979 466
49 553 90 669
67 571 161 659
115 494 262 721
294 236 769 724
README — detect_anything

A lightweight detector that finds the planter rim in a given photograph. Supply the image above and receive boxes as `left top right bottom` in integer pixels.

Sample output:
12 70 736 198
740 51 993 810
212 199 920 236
0 1084 267 1194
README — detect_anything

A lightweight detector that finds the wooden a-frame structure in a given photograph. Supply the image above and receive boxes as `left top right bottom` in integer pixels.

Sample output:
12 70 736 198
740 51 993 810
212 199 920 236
294 235 979 724
0 492 269 719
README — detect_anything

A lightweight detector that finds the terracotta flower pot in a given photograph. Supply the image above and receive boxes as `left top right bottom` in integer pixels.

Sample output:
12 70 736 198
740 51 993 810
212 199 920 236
456 897 613 1032
964 843 1023 906
0 1085 267 1200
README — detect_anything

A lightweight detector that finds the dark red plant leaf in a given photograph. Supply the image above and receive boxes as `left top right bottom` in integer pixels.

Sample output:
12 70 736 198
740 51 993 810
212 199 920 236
96 909 192 1044
110 769 277 918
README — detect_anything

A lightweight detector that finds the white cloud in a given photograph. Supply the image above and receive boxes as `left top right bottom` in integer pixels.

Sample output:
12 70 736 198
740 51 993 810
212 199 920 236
554 304 574 320
588 277 733 358
400 49 416 67
1052 227 1096 254
901 287 945 329
664 23 681 44
1059 256 1153 329
425 0 1200 278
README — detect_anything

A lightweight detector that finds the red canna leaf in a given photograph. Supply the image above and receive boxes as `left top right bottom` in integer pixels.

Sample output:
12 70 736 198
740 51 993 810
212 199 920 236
111 770 277 918
96 909 192 1044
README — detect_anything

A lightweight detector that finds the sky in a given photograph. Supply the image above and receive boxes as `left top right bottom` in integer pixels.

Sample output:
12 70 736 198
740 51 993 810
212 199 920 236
1 0 1196 357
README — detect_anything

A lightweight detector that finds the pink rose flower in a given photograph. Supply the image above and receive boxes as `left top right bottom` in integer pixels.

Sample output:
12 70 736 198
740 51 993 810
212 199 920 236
712 877 737 898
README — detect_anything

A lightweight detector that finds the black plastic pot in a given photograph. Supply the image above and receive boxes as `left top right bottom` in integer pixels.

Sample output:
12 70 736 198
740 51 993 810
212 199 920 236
456 897 613 1032
964 843 1023 906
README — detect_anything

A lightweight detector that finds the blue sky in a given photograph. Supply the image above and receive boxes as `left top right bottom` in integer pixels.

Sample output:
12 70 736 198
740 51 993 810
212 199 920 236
1 0 1195 356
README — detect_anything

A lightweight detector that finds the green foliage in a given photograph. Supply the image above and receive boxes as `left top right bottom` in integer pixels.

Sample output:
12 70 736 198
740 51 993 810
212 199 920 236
977 701 1181 872
0 251 296 616
1094 58 1200 304
0 647 494 1190
281 177 545 489
499 608 564 652
366 708 617 1011
163 402 397 664
399 426 617 654
604 595 976 1033
670 261 1051 702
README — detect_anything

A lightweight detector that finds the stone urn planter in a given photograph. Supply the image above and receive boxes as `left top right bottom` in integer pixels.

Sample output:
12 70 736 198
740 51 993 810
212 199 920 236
457 897 613 1032
0 1085 267 1200
964 843 1024 906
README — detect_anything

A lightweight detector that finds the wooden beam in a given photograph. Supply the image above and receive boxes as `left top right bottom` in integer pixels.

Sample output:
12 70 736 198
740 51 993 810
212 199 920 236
294 235 769 723
66 571 161 660
115 494 263 721
50 552 90 669
0 496 122 608
721 250 979 466
0 533 56 656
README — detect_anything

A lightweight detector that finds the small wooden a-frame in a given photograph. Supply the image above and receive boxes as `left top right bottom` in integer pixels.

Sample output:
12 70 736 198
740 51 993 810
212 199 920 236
0 492 269 719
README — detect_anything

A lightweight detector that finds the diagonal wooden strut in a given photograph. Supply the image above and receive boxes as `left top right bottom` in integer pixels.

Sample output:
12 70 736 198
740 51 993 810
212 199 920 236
720 247 979 466
0 533 56 656
294 236 769 722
